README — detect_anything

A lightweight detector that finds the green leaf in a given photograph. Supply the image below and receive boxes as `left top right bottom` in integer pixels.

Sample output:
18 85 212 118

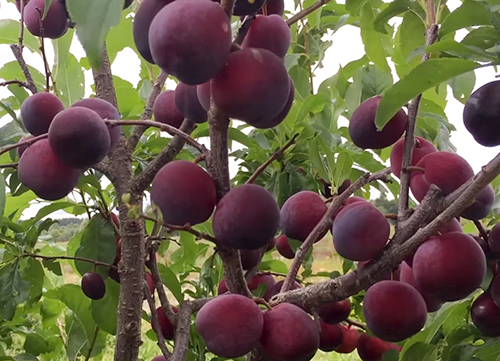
360 3 390 72
440 0 492 36
23 201 85 228
158 264 184 304
65 0 123 69
51 29 74 81
448 71 476 104
0 260 30 320
74 215 116 277
375 59 481 129
0 20 41 53
24 334 49 356
373 0 412 34
0 62 45 91
259 259 289 274
402 342 439 361
0 120 25 148
91 278 119 335
309 138 330 181
55 54 85 107
0 173 5 225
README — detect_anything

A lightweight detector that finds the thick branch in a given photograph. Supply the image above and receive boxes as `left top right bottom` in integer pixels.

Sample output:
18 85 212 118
106 120 207 155
144 283 172 358
128 71 169 150
92 45 118 108
9 44 37 94
272 151 500 309
246 134 298 184
131 120 197 194
280 168 392 292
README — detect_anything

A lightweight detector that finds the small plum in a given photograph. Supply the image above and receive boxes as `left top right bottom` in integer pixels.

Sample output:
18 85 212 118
276 235 295 259
24 0 68 39
267 279 302 300
335 326 359 354
357 333 401 361
319 321 343 352
399 262 443 312
318 299 351 324
241 15 291 58
491 274 500 308
390 136 437 178
155 306 179 340
17 135 34 158
471 293 500 337
153 90 185 129
460 185 495 220
240 249 262 270
21 92 64 136
174 83 207 124
81 272 106 300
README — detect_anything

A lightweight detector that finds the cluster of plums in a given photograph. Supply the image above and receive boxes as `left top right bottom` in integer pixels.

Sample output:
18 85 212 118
15 0 132 40
134 0 293 129
17 92 121 200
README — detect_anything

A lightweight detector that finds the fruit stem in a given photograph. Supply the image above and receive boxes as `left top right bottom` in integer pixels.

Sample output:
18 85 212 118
144 282 172 359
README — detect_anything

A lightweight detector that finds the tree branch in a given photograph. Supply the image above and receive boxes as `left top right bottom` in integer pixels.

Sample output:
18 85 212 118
23 253 117 270
106 120 208 156
246 134 298 184
345 318 367 331
144 282 172 359
131 119 197 194
0 79 31 89
0 162 18 169
286 0 330 26
9 44 37 94
141 215 217 243
280 168 392 293
92 45 118 108
128 71 169 150
0 133 46 157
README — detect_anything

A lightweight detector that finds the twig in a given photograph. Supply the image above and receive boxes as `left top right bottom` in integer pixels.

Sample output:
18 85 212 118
280 168 393 293
146 244 177 326
23 253 117 270
18 0 25 47
106 120 208 155
345 318 367 331
474 220 489 244
0 134 47 157
234 16 256 45
84 326 100 361
39 36 51 91
286 0 329 26
246 134 298 184
128 71 169 150
144 282 172 359
9 44 37 94
396 5 439 220
141 215 217 243
131 119 197 194
0 79 31 89
0 162 18 169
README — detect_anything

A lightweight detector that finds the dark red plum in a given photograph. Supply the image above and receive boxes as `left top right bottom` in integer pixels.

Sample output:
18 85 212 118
21 92 64 136
390 136 437 178
319 321 343 352
153 90 185 129
81 272 106 300
357 333 401 361
174 82 207 124
318 299 351 324
461 185 495 220
471 293 500 337
24 0 68 39
242 15 291 58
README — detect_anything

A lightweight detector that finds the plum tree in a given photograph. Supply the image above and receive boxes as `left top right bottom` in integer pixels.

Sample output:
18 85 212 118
363 281 427 342
413 232 486 301
48 107 111 168
153 90 185 129
349 96 408 149
21 92 65 136
318 299 351 324
174 83 208 124
332 202 390 261
280 191 327 242
196 294 264 357
149 0 232 84
410 151 474 202
81 272 106 300
260 303 319 361
23 0 68 39
471 293 500 337
212 184 280 249
71 98 122 151
463 80 500 146
390 136 437 178
18 138 81 200
211 48 290 126
132 0 174 63
150 160 217 226
356 333 400 361
318 321 343 352
241 15 291 58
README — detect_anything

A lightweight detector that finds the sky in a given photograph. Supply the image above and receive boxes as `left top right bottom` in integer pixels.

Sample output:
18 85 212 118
0 0 499 218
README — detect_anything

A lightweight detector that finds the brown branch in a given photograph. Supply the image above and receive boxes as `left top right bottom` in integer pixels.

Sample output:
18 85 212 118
0 162 18 169
0 79 30 89
39 36 51 91
345 318 367 331
131 119 197 194
141 215 217 243
280 168 392 293
272 151 500 310
234 16 256 45
286 0 329 26
474 220 489 244
146 243 177 326
92 45 118 108
23 253 117 270
246 134 298 184
144 282 172 359
18 0 25 47
396 13 439 220
9 44 37 94
0 134 46 157
106 120 208 155
128 71 169 150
